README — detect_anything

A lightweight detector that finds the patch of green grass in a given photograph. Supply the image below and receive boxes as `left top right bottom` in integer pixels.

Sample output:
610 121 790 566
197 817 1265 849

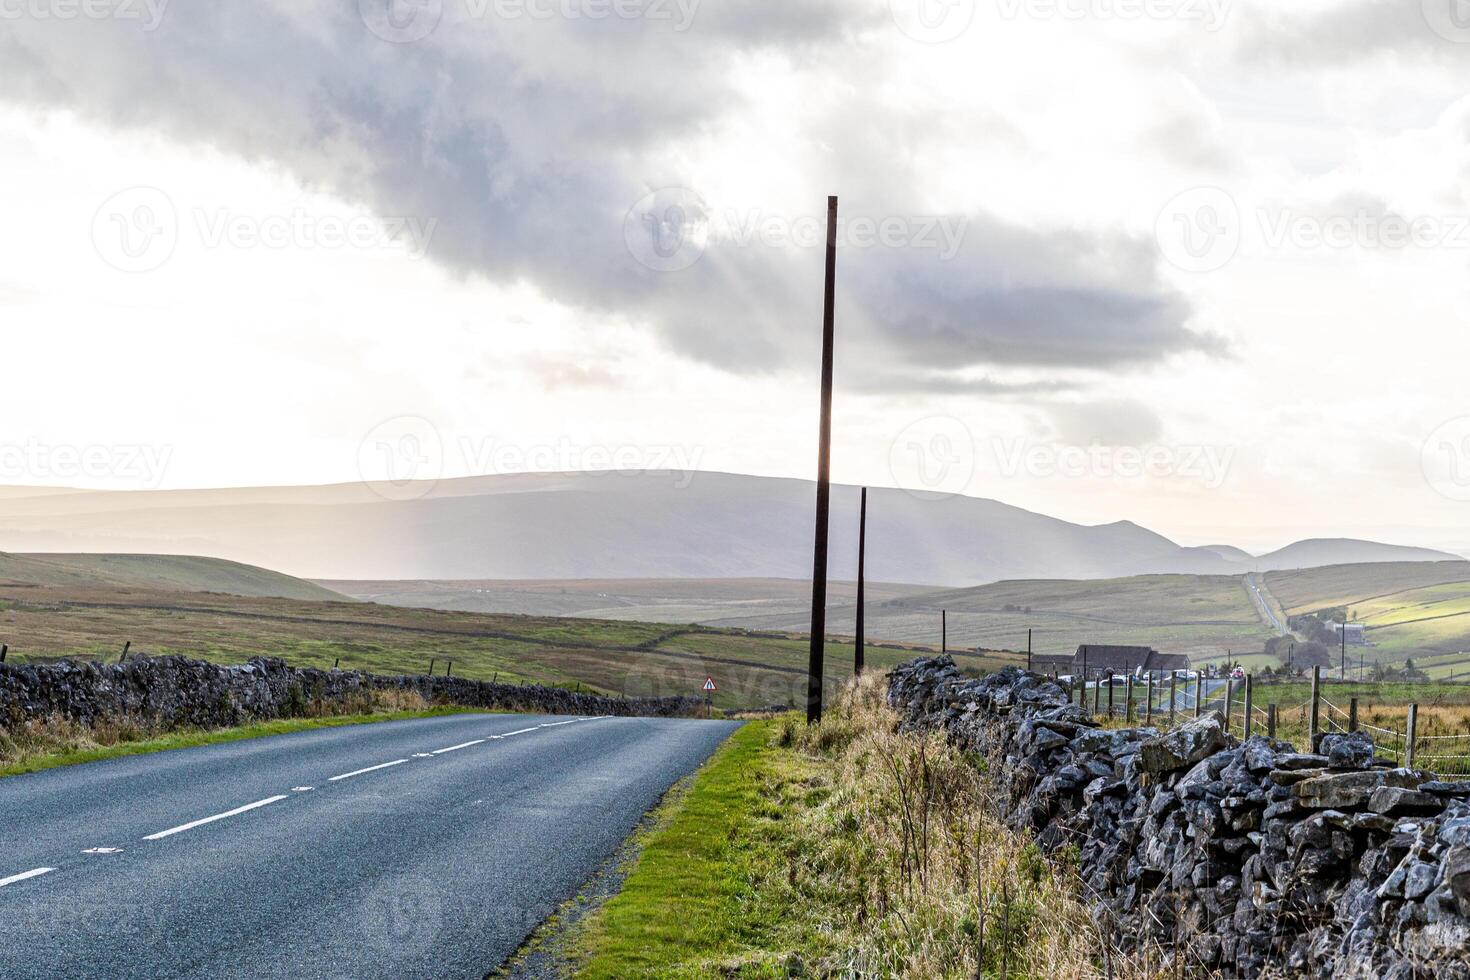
572 719 818 978
0 706 488 779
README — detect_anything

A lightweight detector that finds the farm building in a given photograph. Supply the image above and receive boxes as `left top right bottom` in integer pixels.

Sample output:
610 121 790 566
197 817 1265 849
1329 622 1368 645
1031 645 1190 678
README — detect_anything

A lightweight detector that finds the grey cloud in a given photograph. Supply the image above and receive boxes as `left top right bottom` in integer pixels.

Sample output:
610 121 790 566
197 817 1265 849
1047 399 1164 447
1230 2 1457 64
1 0 1212 390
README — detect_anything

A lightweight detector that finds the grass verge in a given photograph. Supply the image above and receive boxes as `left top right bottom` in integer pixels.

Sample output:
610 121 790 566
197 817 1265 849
571 676 1150 978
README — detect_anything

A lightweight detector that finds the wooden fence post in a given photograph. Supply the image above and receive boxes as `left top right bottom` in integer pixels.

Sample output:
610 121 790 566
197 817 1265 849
1243 674 1253 738
1268 703 1277 738
1093 671 1101 717
429 658 436 675
1309 665 1321 752
1224 676 1234 729
1194 674 1203 719
1125 674 1134 722
1406 703 1419 768
1170 671 1178 725
1107 671 1115 718
1349 697 1359 733
1145 672 1154 724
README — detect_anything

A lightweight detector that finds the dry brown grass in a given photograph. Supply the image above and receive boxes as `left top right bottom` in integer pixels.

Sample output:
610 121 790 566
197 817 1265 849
0 687 434 773
767 675 1165 979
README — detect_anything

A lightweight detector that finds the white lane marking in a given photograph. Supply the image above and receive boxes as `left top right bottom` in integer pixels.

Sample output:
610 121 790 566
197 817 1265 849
0 868 54 888
143 795 289 841
538 719 584 728
490 727 540 739
82 848 122 855
412 753 433 758
431 739 485 755
291 786 314 793
327 759 408 782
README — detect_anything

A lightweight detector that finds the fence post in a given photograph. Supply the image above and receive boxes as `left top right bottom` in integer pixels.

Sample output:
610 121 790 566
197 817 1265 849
447 661 453 677
1309 665 1321 752
1243 674 1253 738
1268 703 1278 738
1349 697 1359 733
0 644 6 663
1093 671 1101 717
1145 672 1154 724
1224 676 1234 729
333 657 340 670
1194 674 1203 719
1125 674 1134 722
1107 671 1115 719
1406 703 1419 769
429 658 436 676
1170 671 1178 725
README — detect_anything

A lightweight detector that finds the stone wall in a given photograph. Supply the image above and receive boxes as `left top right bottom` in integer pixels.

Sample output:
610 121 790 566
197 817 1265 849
0 655 705 731
888 656 1470 978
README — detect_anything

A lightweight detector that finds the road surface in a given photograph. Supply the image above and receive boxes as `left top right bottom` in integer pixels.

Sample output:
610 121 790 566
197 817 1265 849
1245 572 1290 636
0 712 738 979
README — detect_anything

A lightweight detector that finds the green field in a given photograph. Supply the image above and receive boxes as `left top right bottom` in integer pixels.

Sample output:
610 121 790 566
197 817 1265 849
0 581 997 710
338 572 1281 664
1266 562 1470 660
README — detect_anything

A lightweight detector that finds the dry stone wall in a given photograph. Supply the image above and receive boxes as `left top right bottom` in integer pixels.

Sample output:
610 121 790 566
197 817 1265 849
888 656 1470 979
0 655 704 730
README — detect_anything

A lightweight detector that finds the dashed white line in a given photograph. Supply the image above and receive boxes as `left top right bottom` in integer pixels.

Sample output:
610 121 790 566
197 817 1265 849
327 759 408 782
143 795 289 841
0 868 54 888
431 739 485 755
490 727 540 739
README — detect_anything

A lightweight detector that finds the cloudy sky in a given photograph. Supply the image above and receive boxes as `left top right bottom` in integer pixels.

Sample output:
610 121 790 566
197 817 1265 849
3 0 1470 553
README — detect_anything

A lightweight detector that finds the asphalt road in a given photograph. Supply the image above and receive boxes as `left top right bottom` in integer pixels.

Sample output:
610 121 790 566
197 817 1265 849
0 712 738 979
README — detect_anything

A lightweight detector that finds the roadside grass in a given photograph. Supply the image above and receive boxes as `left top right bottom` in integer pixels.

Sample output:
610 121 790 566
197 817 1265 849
571 677 1152 978
0 690 491 778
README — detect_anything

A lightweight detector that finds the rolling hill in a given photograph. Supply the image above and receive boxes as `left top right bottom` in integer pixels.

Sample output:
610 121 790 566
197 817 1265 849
0 552 347 601
0 471 1456 586
325 572 1279 662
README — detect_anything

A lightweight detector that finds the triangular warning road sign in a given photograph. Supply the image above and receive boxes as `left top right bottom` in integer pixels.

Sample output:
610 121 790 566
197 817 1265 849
702 677 717 692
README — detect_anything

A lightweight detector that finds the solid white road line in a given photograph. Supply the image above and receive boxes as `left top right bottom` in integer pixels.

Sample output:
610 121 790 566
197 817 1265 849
538 719 584 728
431 739 485 755
327 759 408 782
490 727 540 739
143 795 289 841
0 868 54 888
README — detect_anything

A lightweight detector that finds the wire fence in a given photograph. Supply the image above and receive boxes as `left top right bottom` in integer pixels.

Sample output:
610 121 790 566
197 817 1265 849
1056 665 1470 777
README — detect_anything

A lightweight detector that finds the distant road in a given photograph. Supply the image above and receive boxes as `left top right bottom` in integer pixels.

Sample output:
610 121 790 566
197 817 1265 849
0 713 737 979
1246 572 1290 636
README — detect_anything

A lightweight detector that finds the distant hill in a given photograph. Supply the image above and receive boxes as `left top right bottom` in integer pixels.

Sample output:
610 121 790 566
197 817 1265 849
0 471 1456 585
1201 544 1254 563
1251 538 1457 572
0 553 347 601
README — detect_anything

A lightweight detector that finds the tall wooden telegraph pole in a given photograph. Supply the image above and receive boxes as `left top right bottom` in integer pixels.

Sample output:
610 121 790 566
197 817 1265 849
854 486 866 677
806 196 839 725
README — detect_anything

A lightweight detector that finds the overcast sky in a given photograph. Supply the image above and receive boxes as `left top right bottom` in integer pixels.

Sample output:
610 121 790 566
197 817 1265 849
3 0 1470 553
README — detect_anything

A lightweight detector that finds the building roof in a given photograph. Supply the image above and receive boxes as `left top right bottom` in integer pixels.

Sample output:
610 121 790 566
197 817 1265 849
1073 645 1190 674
